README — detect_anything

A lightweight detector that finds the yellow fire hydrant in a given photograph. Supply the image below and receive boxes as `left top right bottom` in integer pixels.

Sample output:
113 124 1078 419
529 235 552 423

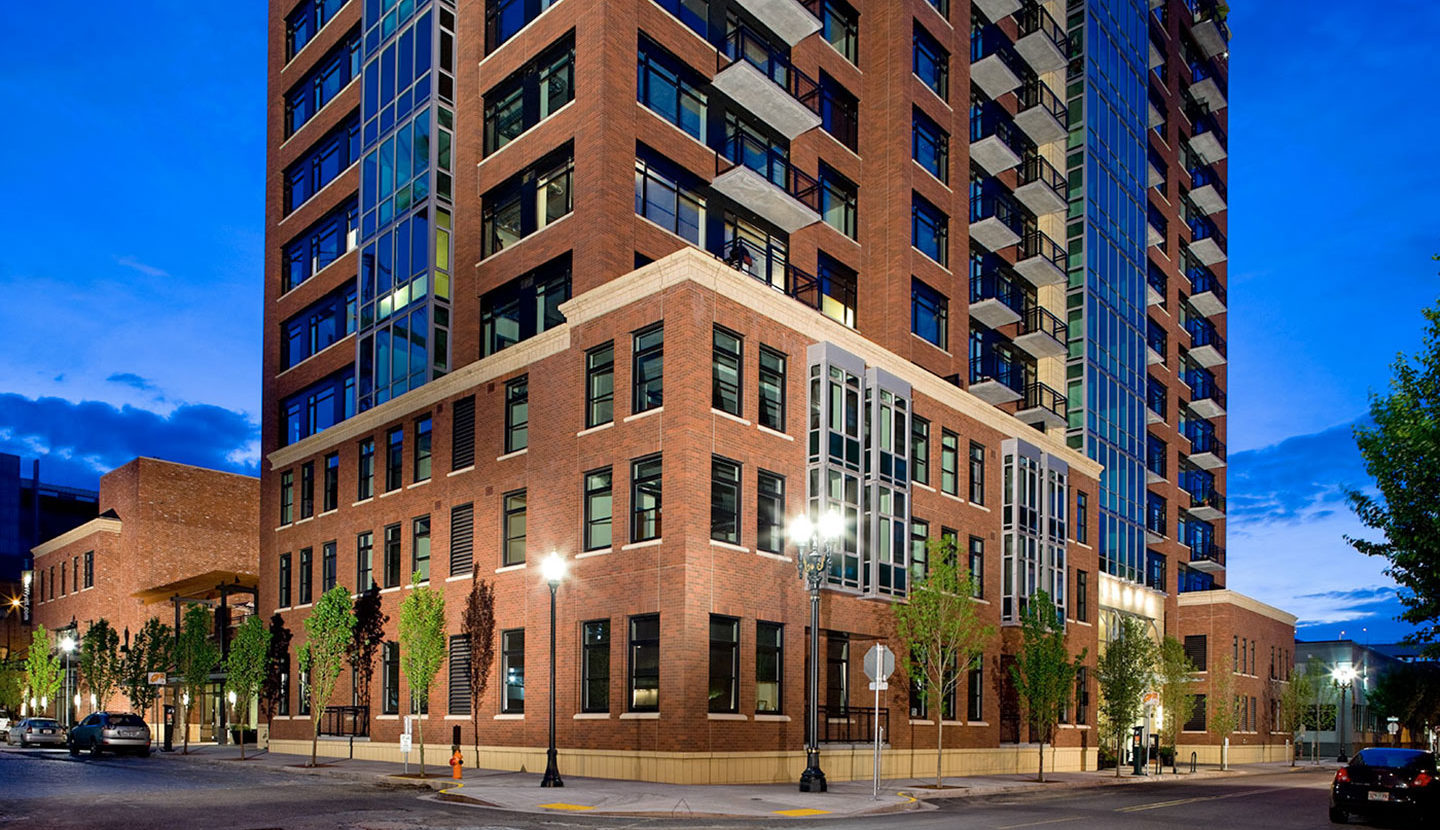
449 745 464 780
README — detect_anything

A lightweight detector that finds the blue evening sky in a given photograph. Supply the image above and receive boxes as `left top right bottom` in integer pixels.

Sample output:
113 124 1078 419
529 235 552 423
1 2 1436 643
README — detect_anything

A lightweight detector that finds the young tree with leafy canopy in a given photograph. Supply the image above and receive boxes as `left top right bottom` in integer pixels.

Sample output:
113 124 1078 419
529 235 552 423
1096 616 1156 777
175 604 220 755
1367 661 1440 743
1277 660 1318 766
224 615 271 760
1009 591 1084 783
121 618 172 718
24 626 62 718
894 539 994 788
0 661 24 716
1155 636 1197 770
462 578 496 767
1207 653 1241 769
78 619 122 714
399 573 447 777
347 584 388 714
259 614 293 721
298 586 355 767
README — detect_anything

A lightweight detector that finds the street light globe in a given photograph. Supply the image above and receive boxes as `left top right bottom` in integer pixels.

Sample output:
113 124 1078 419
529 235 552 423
90 693 97 708
541 551 567 585
73 693 81 709
60 636 76 653
788 514 814 544
227 690 237 706
9 597 20 608
1332 665 1357 684
818 510 845 541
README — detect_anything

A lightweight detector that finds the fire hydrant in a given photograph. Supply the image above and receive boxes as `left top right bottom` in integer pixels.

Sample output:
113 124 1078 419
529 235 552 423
449 745 464 780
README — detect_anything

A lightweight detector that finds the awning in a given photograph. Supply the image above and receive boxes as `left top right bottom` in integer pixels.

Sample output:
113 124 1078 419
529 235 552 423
131 570 258 605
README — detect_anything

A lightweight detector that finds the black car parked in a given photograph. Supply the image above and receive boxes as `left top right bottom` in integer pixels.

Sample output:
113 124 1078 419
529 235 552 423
1330 747 1436 825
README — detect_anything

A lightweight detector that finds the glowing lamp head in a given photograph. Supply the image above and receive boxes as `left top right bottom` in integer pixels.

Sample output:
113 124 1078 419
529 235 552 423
788 514 814 544
818 510 845 542
227 690 237 705
73 693 81 709
541 551 567 586
60 636 76 654
1332 665 1357 685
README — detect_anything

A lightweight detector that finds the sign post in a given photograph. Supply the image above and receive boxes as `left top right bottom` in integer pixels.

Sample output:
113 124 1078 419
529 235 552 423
401 716 414 774
863 644 895 799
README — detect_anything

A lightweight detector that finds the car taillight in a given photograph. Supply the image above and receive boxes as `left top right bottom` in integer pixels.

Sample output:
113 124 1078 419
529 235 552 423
1415 772 1433 787
102 728 117 736
1335 768 1351 784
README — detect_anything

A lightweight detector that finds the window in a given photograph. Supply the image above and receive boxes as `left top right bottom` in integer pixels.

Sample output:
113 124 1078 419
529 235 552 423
968 536 984 598
913 24 949 100
756 621 783 713
1075 666 1088 725
585 343 615 428
382 642 400 715
323 453 339 512
501 629 525 713
298 548 313 605
282 197 359 294
480 254 571 357
83 551 93 589
583 469 613 551
940 430 959 496
969 442 986 504
284 114 361 214
278 655 290 715
412 516 431 582
279 552 292 608
449 635 472 715
413 416 432 481
284 30 361 137
279 280 355 372
912 279 949 350
384 523 402 588
757 471 785 554
912 193 948 266
826 634 849 715
486 0 562 51
911 417 930 485
968 660 983 721
385 427 404 492
298 669 310 715
356 531 374 591
634 149 705 245
819 164 858 239
632 324 664 413
451 395 476 470
319 541 336 592
582 620 610 713
629 614 660 712
450 502 474 576
819 72 858 151
637 36 707 141
483 35 574 154
358 438 375 499
913 108 949 183
1076 491 1088 544
286 0 346 60
708 616 740 714
482 145 574 257
712 327 742 415
280 471 295 525
280 369 355 447
924 0 949 18
758 346 786 431
911 518 930 581
298 462 315 520
631 455 663 542
815 252 858 328
820 0 859 64
505 376 529 453
503 491 527 566
711 457 741 544
1076 570 1088 623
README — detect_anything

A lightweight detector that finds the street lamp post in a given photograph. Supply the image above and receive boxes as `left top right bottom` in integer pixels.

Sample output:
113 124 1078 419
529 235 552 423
540 552 567 788
1333 665 1357 763
59 633 77 728
790 511 843 794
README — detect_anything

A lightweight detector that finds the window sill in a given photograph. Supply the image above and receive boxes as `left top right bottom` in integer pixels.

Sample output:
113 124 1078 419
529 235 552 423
1074 620 1093 627
912 159 952 192
754 714 790 722
280 161 362 227
477 212 575 267
352 498 373 507
319 509 338 518
755 550 792 562
495 563 527 574
577 422 613 437
968 502 991 513
277 77 359 153
964 721 990 727
445 573 474 582
623 406 663 423
575 548 612 559
477 0 575 71
405 581 430 590
443 715 469 721
619 712 660 720
940 491 966 504
376 715 399 721
709 540 748 553
380 586 401 595
707 713 747 721
573 712 611 720
407 479 430 489
911 331 951 356
711 408 751 426
477 99 576 168
910 246 951 274
497 448 527 462
621 539 662 550
295 516 314 525
378 489 399 498
494 714 524 720
912 482 935 493
756 424 794 442
447 465 474 477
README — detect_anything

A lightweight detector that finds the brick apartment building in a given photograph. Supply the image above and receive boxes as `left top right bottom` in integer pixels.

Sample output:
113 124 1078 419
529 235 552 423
28 458 259 736
262 0 1259 782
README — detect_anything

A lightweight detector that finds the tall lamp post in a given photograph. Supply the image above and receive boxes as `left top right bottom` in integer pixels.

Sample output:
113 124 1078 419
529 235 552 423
1333 665 1357 762
59 633 77 728
540 552 567 788
790 510 843 794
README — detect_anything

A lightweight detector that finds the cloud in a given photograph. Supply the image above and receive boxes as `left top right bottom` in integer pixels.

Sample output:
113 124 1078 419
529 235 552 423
1226 420 1371 523
114 255 169 278
105 372 157 393
0 393 258 489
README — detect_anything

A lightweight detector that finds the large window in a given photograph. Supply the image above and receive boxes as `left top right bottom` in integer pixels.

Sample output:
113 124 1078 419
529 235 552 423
83 551 93 589
280 471 294 526
582 620 610 713
286 0 348 60
969 442 986 504
819 164 857 239
940 430 959 496
280 369 355 446
911 417 930 485
912 279 949 350
913 24 949 100
912 193 948 266
385 427 403 491
357 438 375 500
584 469 613 551
501 629 525 713
913 108 949 183
968 536 984 598
911 518 929 581
382 642 400 715
356 531 374 591
480 253 572 357
815 252 858 328
820 0 859 64
632 324 664 413
819 72 858 151
758 346 786 431
1076 491 1088 543
654 0 707 37
484 35 574 154
1076 570 1089 623
284 114 361 214
629 614 660 712
968 661 983 721
712 327 742 415
756 621 783 713
637 36 707 142
503 491 527 566
323 452 339 512
284 30 361 137
383 523 402 588
322 541 337 592
757 471 785 554
585 343 615 427
505 376 529 453
279 552 292 608
634 149 705 245
708 616 739 714
298 547 313 605
486 0 563 52
482 145 574 257
413 416 432 481
631 455 663 542
711 456 741 544
412 516 431 582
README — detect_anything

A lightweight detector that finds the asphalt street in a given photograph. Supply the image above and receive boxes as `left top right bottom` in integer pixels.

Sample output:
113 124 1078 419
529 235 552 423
0 747 1362 830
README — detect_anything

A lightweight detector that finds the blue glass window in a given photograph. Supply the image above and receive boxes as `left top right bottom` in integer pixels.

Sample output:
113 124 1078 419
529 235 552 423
486 0 562 53
285 29 363 137
634 146 706 245
820 0 859 64
653 0 708 39
911 193 948 266
484 35 574 154
479 253 572 357
818 72 858 151
282 283 358 370
281 368 356 446
819 163 857 239
912 278 948 350
913 25 948 101
637 36 707 142
287 0 351 60
283 198 360 293
912 108 948 183
481 144 574 257
285 114 362 214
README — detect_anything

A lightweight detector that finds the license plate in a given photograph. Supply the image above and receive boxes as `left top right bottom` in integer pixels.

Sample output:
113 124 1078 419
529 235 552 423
41 730 53 735
1368 790 1390 802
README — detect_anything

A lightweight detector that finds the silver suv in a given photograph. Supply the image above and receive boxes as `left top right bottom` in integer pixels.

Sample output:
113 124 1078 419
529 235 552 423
67 712 151 757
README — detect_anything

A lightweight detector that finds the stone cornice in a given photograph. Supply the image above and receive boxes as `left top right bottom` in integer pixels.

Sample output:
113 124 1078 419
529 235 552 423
31 518 123 558
1178 589 1299 626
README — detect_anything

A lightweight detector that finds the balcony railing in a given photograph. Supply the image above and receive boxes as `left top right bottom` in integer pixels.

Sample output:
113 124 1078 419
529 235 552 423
971 108 1029 154
970 192 1026 232
1185 429 1226 461
1018 78 1067 126
1146 498 1167 536
970 266 1028 315
1188 59 1228 98
1014 0 1068 72
1188 164 1226 196
1184 316 1226 355
971 23 1022 70
1189 111 1227 147
1147 203 1168 247
1022 381 1067 419
786 262 856 327
1184 372 1226 409
1019 229 1064 268
1189 541 1226 569
1146 444 1167 480
1021 305 1066 343
813 705 889 744
1017 154 1066 203
970 353 1027 393
1147 376 1168 419
719 25 820 114
1147 318 1167 357
717 131 820 212
1188 215 1227 248
1147 262 1167 300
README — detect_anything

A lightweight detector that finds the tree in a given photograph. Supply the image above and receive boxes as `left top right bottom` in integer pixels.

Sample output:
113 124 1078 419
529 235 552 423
78 619 122 714
399 573 447 778
1009 591 1084 783
894 540 994 788
462 578 496 767
23 626 62 718
175 604 220 755
348 584 388 716
121 618 173 717
1207 653 1241 770
1095 616 1156 777
1368 662 1440 741
259 614 292 721
1155 636 1198 769
224 615 271 760
1347 297 1440 657
0 661 24 716
1277 661 1318 766
298 586 355 767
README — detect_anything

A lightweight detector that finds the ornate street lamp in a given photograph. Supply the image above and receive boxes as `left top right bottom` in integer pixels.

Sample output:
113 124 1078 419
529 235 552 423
790 510 844 793
540 551 567 788
1332 665 1357 762
59 633 77 727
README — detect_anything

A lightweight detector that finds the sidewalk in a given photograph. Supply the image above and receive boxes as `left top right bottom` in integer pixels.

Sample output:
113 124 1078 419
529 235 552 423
151 744 1334 820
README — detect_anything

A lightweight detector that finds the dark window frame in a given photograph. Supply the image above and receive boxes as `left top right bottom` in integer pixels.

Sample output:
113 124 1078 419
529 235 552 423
628 614 660 712
582 619 610 713
503 490 527 567
711 456 741 545
632 323 664 413
585 342 615 428
712 326 743 416
505 376 529 453
708 615 740 714
631 454 663 542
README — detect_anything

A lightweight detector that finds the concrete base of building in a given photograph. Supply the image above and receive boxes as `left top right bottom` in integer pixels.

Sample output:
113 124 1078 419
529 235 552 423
266 738 1100 785
1175 742 1292 767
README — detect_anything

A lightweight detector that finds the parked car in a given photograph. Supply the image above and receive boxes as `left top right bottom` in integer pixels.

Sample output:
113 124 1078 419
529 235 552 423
67 712 151 757
1330 747 1437 825
0 717 10 740
5 718 66 748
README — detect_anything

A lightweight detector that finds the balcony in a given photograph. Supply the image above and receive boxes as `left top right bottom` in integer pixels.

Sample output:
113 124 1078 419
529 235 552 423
1147 204 1166 249
969 353 1025 405
1188 0 1231 59
1147 147 1165 189
1149 90 1166 129
1014 229 1066 287
970 109 1027 175
969 265 1027 329
1015 305 1066 359
712 135 820 233
1146 444 1167 486
1188 59 1227 110
1184 372 1226 419
1014 2 1068 74
786 262 856 328
1146 318 1166 365
1189 541 1226 573
1014 154 1066 216
1016 381 1067 430
1147 262 1166 306
713 26 822 140
970 193 1025 252
1185 429 1226 470
1146 376 1167 424
736 0 821 46
1186 215 1227 265
1015 78 1067 145
1186 112 1228 165
1149 38 1163 70
1186 260 1227 316
971 31 1024 102
1188 165 1227 215
975 0 1022 23
1184 316 1226 367
1145 499 1167 543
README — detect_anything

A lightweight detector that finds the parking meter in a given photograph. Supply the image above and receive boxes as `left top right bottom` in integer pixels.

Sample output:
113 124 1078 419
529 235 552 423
163 704 175 752
1132 726 1145 775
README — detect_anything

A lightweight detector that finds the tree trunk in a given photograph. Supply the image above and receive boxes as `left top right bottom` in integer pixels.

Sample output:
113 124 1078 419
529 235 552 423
473 712 480 768
1038 733 1046 783
311 717 319 767
935 717 944 789
418 715 426 778
240 729 246 760
1115 730 1122 778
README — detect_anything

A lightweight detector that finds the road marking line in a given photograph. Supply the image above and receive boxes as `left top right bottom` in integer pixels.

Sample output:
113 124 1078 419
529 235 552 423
995 817 1081 829
1116 788 1283 813
774 808 832 816
540 802 595 811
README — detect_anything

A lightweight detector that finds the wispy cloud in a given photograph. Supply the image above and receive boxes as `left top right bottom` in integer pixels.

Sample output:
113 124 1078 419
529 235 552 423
105 372 157 393
114 255 169 278
1227 420 1370 523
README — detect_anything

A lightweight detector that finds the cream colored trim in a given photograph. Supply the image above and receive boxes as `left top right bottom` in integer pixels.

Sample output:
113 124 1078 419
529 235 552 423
406 479 430 489
756 425 794 442
494 713 524 720
623 407 662 423
621 539 661 551
31 518 122 557
707 713 748 721
577 422 614 437
496 449 527 462
575 548 612 559
711 408 751 426
754 714 791 722
495 564 526 574
756 551 793 562
573 713 611 720
709 540 749 553
1177 589 1299 626
619 712 660 720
